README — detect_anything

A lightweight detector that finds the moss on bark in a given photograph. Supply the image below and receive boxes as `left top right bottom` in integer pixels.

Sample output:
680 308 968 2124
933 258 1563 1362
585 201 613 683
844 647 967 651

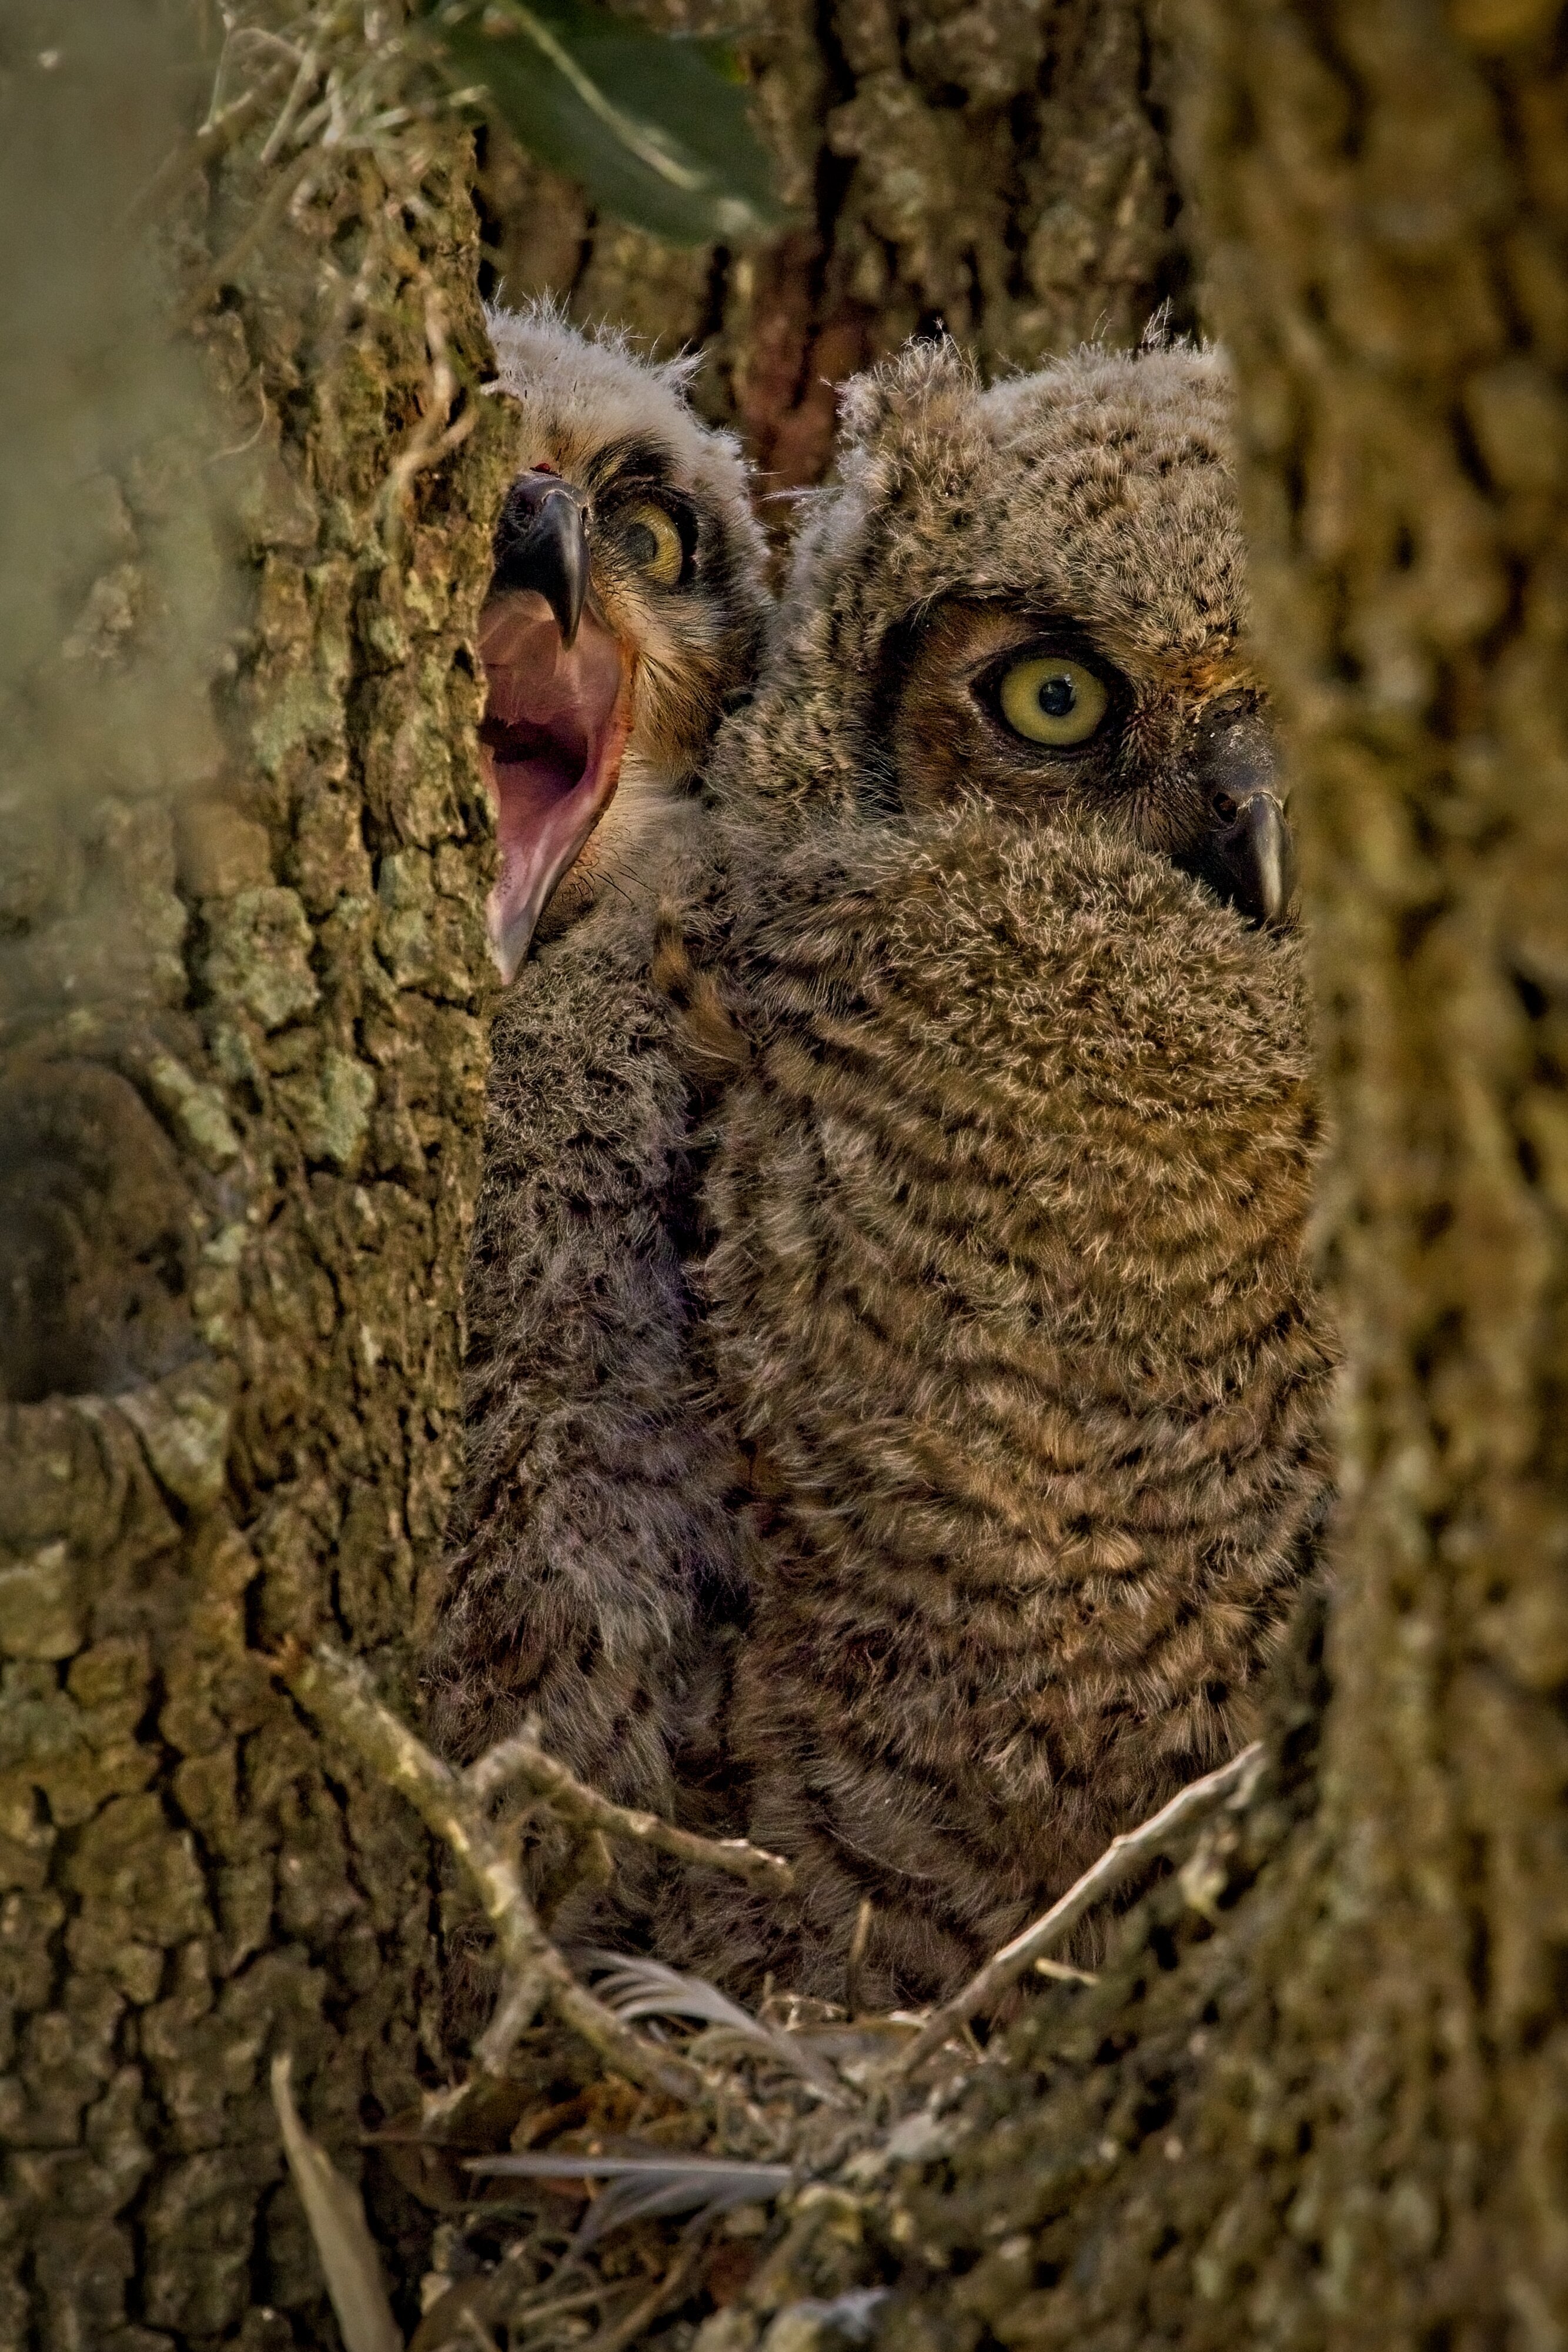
0 12 509 2344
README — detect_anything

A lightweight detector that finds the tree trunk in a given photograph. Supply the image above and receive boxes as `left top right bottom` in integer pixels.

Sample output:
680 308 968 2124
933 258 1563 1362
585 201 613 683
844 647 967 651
0 15 506 2346
478 0 1191 499
860 5 1568 2345
21 5 1564 2347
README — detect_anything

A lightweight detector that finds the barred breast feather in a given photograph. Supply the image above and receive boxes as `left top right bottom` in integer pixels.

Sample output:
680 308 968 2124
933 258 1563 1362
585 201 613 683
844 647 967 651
677 806 1333 2004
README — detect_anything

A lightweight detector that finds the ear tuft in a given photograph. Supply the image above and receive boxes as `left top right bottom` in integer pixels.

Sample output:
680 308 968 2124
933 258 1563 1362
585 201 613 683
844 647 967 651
835 337 981 458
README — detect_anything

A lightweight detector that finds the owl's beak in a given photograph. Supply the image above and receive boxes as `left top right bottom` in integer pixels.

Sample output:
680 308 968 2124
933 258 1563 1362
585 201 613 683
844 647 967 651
1187 709 1298 928
492 469 590 646
1205 789 1296 928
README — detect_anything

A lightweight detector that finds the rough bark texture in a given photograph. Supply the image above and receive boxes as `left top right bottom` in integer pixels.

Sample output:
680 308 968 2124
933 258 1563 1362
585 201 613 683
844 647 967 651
0 16 507 2347
19 4 1567 2346
479 0 1191 506
831 5 1568 2346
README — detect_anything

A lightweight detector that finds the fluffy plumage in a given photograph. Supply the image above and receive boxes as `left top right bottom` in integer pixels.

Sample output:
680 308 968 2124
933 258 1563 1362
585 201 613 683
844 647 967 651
425 309 767 1840
480 305 768 954
662 339 1336 2004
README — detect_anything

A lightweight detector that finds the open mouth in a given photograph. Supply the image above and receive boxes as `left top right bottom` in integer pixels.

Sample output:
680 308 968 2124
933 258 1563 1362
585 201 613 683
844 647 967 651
478 590 633 981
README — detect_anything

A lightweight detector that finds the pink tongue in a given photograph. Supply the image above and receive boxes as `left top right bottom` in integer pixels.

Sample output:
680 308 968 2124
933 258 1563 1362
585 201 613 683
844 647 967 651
478 593 628 978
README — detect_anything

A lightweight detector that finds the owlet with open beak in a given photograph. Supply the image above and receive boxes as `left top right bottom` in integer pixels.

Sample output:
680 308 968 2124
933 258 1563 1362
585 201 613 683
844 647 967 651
477 305 767 977
426 306 768 1903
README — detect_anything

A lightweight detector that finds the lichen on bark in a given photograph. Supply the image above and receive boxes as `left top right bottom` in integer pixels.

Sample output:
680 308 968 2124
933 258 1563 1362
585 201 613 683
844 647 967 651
0 10 509 2344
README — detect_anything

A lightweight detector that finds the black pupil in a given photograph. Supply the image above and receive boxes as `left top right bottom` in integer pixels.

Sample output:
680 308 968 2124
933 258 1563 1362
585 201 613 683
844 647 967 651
1038 671 1076 718
625 520 660 569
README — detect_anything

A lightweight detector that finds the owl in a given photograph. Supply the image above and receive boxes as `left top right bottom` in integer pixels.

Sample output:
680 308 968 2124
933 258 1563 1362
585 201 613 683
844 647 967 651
424 306 768 1846
659 338 1336 2007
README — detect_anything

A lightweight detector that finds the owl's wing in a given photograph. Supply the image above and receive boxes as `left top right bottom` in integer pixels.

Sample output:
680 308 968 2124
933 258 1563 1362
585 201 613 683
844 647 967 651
423 899 746 1828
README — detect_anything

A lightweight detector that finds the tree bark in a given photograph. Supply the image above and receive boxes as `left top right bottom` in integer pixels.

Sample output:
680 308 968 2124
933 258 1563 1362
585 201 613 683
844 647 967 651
855 5 1568 2346
19 4 1566 2347
478 0 1191 502
0 15 506 2346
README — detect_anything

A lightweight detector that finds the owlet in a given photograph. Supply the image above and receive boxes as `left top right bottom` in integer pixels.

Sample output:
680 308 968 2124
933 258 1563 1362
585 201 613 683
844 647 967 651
425 306 767 1846
660 338 1336 2006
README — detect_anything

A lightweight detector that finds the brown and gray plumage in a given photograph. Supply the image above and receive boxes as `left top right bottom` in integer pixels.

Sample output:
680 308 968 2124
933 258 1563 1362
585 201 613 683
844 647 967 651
661 338 1336 2006
424 307 767 1836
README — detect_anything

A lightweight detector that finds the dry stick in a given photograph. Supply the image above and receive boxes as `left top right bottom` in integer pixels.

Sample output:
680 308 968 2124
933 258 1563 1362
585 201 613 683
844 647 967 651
258 42 325 168
500 2280 614 2335
468 1726 794 1896
275 1642 704 2109
1034 1956 1098 1986
894 1741 1267 2077
843 1896 874 2018
452 2256 614 2348
412 2251 592 2351
579 2232 710 2352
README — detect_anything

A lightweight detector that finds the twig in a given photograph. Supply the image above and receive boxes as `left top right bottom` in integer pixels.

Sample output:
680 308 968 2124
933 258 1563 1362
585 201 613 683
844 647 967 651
468 1726 795 1897
259 42 324 166
412 2255 596 2351
473 1970 552 2080
893 1742 1267 2076
579 2231 708 2352
1034 1956 1098 1985
121 82 278 231
503 2280 613 2333
207 21 310 115
273 1641 705 2109
844 1896 873 2017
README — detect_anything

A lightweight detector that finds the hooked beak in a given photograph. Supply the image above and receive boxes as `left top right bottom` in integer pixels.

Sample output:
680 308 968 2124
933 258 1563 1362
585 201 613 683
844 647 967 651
479 471 633 982
1182 709 1298 929
1205 789 1296 928
492 469 591 647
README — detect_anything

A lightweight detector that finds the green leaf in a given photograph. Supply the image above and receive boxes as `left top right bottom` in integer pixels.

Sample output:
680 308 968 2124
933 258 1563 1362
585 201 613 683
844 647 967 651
434 0 787 249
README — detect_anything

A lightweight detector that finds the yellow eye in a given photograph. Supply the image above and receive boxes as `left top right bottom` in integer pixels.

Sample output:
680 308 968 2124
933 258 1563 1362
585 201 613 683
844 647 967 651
621 500 685 588
997 654 1109 747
